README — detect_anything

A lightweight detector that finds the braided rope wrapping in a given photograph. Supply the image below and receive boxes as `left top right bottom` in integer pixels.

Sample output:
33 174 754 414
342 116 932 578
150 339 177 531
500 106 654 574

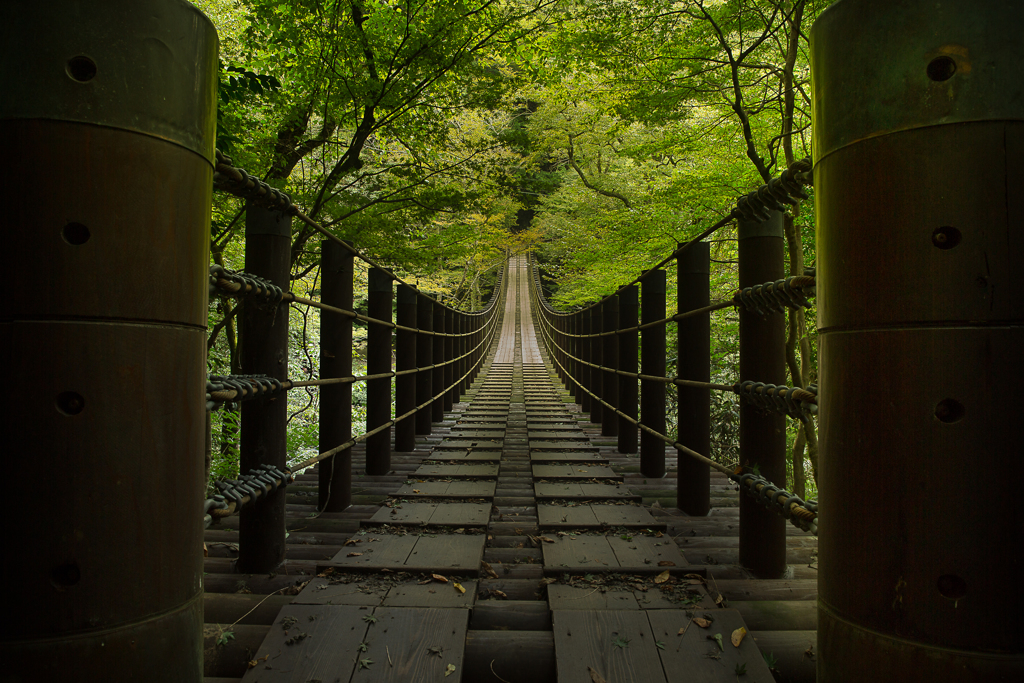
731 157 812 222
733 381 817 422
206 373 286 411
734 274 815 315
732 471 818 534
214 150 297 215
209 264 285 306
204 464 294 528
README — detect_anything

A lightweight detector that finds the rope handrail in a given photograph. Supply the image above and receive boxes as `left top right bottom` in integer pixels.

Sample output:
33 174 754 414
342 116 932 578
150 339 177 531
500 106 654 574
535 321 817 534
213 151 503 316
532 157 813 317
211 265 493 337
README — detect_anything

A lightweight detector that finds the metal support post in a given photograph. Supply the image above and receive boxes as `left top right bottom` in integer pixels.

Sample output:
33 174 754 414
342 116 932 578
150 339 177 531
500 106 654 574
580 309 592 413
676 243 711 515
444 307 455 410
738 212 787 578
431 299 446 422
395 284 417 452
366 268 393 475
641 272 667 477
589 305 603 424
618 285 639 453
319 239 354 511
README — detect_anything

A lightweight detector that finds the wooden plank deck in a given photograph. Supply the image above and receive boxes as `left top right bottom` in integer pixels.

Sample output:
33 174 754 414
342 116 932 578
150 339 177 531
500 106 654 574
203 255 819 683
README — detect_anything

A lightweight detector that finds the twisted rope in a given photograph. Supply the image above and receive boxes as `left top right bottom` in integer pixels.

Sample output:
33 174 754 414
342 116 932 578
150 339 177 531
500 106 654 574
733 272 815 315
733 381 818 422
731 157 813 222
214 150 296 215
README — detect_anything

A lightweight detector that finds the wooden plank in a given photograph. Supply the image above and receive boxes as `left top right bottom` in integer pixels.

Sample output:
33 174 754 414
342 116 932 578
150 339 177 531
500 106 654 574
383 580 477 608
438 439 502 448
647 608 775 682
325 534 418 569
579 483 638 499
239 605 369 683
446 480 497 497
447 430 506 438
393 480 496 498
533 482 637 499
355 607 469 683
547 585 640 610
406 535 486 571
532 464 620 480
592 504 663 529
528 431 589 440
427 449 502 461
413 463 499 478
530 451 597 462
538 504 599 527
552 610 668 683
427 503 491 526
292 577 385 606
530 441 600 450
607 535 687 570
367 503 438 525
541 536 618 571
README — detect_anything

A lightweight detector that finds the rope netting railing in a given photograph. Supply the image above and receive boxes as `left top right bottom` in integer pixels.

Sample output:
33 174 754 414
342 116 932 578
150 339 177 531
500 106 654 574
202 150 509 532
529 157 820 537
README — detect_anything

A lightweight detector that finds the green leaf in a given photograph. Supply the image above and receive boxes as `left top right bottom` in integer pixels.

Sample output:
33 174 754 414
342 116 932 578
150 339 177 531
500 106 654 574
612 636 630 649
655 640 665 650
358 641 369 652
362 615 378 623
216 631 235 647
358 658 374 670
735 662 747 676
710 633 724 651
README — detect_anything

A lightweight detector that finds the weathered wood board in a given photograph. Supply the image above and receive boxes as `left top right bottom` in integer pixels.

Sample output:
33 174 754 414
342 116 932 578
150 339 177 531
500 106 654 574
529 451 599 461
323 534 485 573
413 463 499 478
537 504 664 530
366 503 490 527
394 480 496 498
532 464 620 480
542 534 686 573
534 482 638 500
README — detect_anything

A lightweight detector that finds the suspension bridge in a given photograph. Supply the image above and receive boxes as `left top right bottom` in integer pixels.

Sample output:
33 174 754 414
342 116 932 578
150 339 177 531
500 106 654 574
1 1 1021 682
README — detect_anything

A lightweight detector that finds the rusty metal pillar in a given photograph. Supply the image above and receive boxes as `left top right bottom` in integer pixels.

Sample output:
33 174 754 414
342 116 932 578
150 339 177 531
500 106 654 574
395 284 417 452
589 305 604 424
738 211 787 578
0 3 216 679
415 293 434 436
641 271 667 478
601 296 620 437
676 243 711 516
237 208 291 573
618 285 639 453
319 239 354 512
366 268 392 475
812 1 1024 679
432 299 446 422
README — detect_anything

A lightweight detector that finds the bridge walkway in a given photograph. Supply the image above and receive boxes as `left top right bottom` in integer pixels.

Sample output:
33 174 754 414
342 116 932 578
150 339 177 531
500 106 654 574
201 256 817 683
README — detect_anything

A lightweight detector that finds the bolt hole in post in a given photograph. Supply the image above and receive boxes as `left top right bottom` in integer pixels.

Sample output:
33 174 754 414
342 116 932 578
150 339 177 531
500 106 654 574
66 55 97 82
55 391 85 416
62 222 91 245
937 574 967 601
926 55 957 81
931 226 961 250
51 562 81 590
934 398 965 423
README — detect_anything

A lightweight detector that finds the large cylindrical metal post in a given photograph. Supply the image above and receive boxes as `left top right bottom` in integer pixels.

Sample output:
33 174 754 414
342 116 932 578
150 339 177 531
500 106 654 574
366 268 393 475
676 243 711 516
0 2 217 679
395 285 417 452
589 305 603 424
580 310 592 413
432 300 446 422
319 240 354 512
444 307 455 410
618 285 639 454
738 212 788 578
601 296 620 437
641 272 667 478
812 2 1023 679
238 205 291 573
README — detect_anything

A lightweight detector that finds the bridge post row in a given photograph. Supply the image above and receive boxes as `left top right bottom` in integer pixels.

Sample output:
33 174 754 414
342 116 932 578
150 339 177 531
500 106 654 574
618 285 639 453
366 268 393 475
395 285 417 452
601 296 619 436
641 271 667 478
580 308 592 413
444 308 455 410
737 212 788 578
676 243 711 516
589 304 603 424
415 293 434 435
238 205 291 574
319 240 354 511
432 300 446 422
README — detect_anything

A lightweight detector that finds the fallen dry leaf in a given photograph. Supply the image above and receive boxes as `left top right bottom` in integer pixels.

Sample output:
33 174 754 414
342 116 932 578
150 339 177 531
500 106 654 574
431 574 448 583
731 627 747 647
714 593 725 605
491 589 508 599
203 543 208 558
657 561 676 567
347 552 362 557
413 489 421 493
481 561 499 579
587 666 608 683
445 663 456 677
453 582 466 594
539 536 556 543
693 618 711 628
344 539 361 546
654 570 670 584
